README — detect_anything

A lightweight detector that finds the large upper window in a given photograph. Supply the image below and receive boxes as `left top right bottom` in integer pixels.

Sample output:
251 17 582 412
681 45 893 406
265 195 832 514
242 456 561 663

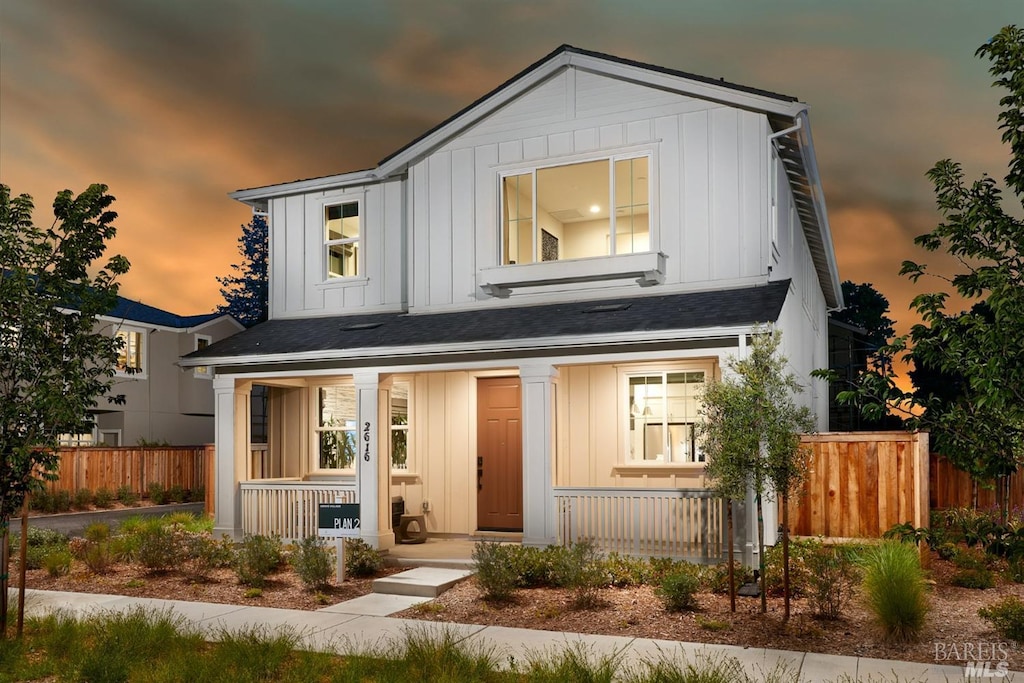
325 202 360 278
315 385 356 470
115 329 144 375
500 154 649 265
627 370 705 464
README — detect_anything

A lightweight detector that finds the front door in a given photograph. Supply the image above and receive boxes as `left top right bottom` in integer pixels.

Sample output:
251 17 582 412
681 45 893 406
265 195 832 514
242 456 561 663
476 377 523 531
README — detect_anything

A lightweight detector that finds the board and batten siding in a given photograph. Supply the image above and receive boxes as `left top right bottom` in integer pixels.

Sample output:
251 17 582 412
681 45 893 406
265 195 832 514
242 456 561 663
409 66 772 311
268 178 405 319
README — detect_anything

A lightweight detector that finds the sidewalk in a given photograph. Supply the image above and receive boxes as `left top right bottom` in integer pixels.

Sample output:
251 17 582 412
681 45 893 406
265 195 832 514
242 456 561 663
8 588 1017 682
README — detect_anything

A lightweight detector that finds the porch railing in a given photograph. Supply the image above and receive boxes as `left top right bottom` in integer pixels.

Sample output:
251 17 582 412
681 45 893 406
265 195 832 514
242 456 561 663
240 479 357 542
553 487 726 562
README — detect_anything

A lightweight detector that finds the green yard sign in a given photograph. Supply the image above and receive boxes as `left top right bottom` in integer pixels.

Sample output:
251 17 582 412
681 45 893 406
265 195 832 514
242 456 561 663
318 502 360 538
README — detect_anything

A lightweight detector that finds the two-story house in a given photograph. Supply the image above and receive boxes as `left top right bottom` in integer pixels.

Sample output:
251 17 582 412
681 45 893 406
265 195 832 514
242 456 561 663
77 297 244 446
183 46 842 558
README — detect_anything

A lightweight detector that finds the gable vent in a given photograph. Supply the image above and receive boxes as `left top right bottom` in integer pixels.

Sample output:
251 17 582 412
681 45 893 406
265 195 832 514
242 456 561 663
583 303 631 313
341 322 383 331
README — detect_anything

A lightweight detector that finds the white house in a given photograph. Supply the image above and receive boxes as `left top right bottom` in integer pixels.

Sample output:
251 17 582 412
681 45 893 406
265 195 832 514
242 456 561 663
183 46 842 560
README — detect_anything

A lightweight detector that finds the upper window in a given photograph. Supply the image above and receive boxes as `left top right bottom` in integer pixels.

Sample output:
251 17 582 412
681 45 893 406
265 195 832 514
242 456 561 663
500 154 650 265
325 202 360 278
391 381 410 471
627 370 705 464
115 329 144 376
315 385 357 470
194 335 212 378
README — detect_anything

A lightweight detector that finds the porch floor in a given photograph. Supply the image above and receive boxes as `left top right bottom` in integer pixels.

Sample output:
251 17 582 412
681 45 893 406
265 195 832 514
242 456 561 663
383 536 514 569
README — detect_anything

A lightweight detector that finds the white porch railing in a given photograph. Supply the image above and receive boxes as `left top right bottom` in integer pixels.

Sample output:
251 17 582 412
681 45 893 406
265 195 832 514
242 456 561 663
240 479 357 542
553 487 726 562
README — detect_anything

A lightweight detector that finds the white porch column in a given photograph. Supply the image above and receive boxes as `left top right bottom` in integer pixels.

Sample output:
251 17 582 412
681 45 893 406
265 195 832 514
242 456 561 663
519 363 559 548
353 371 394 550
213 377 251 539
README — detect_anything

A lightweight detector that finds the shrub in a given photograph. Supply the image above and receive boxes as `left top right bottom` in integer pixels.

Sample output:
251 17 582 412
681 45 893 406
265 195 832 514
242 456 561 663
707 560 755 595
605 552 652 587
148 482 167 505
952 547 988 570
82 541 112 574
805 544 860 619
117 485 139 507
1006 557 1024 583
136 526 182 573
978 596 1024 642
291 535 334 590
951 568 995 589
472 540 519 601
344 538 383 577
53 489 72 513
190 486 206 503
72 488 93 509
180 531 233 581
93 487 115 509
234 534 283 588
657 568 701 612
552 540 608 609
859 540 929 642
18 529 71 570
167 484 188 504
763 537 820 597
42 549 72 577
84 522 110 543
936 542 958 561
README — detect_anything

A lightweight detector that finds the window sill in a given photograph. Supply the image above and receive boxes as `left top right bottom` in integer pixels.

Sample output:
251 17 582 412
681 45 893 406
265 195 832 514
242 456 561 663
391 471 420 484
316 276 369 290
479 252 666 297
613 462 706 477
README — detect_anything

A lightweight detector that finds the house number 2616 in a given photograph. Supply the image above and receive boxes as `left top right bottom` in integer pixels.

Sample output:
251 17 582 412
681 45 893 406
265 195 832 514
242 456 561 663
362 422 371 462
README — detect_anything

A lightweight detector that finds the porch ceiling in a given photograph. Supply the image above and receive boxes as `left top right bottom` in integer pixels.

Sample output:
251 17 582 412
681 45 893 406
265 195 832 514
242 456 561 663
184 280 789 367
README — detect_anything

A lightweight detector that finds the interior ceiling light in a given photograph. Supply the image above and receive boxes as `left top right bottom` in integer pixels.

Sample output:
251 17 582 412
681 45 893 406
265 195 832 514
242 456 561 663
589 204 600 213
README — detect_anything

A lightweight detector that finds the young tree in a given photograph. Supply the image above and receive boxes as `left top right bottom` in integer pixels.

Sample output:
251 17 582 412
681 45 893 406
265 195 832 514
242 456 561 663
699 328 815 619
217 214 268 327
827 25 1024 520
0 184 129 637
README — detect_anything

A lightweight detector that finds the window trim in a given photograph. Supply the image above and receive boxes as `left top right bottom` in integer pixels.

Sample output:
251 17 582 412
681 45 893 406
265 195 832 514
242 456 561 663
618 362 715 468
323 198 363 281
193 334 212 379
114 326 147 379
497 149 655 267
310 382 358 475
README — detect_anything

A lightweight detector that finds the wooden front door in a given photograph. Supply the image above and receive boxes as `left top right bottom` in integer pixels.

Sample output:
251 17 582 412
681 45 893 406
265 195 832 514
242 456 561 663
476 377 523 531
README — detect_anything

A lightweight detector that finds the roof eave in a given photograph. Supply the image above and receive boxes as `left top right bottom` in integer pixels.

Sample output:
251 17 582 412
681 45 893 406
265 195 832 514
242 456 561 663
229 168 379 206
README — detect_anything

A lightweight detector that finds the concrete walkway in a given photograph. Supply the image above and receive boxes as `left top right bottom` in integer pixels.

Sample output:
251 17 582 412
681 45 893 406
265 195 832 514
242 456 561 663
7 587 1018 682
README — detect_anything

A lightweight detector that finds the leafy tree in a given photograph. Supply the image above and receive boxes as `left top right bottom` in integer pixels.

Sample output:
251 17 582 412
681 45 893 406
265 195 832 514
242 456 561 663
217 214 268 327
699 328 815 619
0 184 129 636
826 25 1024 521
832 280 896 353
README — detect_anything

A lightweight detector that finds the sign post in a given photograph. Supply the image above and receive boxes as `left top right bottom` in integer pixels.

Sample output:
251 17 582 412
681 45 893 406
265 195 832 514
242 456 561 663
318 502 360 583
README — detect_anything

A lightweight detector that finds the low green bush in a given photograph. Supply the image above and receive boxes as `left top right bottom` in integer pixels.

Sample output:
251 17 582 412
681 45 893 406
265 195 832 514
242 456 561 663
136 526 182 572
471 540 519 601
859 540 930 643
93 487 115 509
117 485 139 507
53 490 72 513
148 482 167 505
803 543 861 620
605 552 653 587
952 547 988 570
344 538 383 577
1006 557 1024 583
291 535 333 590
72 488 93 509
707 560 755 595
84 522 110 543
978 596 1024 642
550 540 608 609
42 549 73 577
168 484 188 504
180 531 233 581
234 534 283 588
657 568 701 612
763 537 820 597
190 485 206 503
936 542 958 561
951 568 995 589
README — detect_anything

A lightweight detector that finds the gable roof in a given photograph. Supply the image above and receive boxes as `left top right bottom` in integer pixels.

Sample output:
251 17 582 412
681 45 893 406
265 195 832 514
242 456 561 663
181 280 789 369
104 296 240 331
229 45 841 309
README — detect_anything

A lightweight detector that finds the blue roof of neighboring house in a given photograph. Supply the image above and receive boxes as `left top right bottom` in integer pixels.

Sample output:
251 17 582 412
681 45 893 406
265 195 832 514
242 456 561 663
106 297 226 329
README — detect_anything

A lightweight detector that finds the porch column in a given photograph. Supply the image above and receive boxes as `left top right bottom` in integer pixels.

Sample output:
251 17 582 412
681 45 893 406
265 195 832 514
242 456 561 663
519 364 559 548
213 377 251 539
353 371 394 550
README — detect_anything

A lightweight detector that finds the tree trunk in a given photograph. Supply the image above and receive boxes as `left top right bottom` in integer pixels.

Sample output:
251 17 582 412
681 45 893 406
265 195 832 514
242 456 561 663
1 518 8 639
782 491 790 622
17 497 28 637
972 480 978 511
756 493 766 614
727 499 735 613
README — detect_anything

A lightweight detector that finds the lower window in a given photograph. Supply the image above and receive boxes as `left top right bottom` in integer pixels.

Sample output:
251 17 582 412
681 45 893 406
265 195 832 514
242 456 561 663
315 386 356 470
627 370 706 463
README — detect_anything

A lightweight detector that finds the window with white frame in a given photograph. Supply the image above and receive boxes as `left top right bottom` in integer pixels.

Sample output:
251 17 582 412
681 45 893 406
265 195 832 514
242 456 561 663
324 201 360 278
115 329 144 375
627 370 706 463
500 154 650 265
314 385 357 470
193 335 212 378
390 381 410 470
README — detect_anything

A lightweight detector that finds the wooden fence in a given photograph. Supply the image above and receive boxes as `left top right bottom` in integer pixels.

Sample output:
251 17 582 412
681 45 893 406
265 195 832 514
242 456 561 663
930 453 1024 511
785 432 930 538
41 446 212 497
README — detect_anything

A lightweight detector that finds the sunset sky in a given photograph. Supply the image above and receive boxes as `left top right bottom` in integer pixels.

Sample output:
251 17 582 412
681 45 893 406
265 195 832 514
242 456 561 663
1 1 1020 340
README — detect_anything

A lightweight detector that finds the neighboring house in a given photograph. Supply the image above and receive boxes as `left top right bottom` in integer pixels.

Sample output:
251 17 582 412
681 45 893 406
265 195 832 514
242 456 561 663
183 46 842 558
65 297 243 447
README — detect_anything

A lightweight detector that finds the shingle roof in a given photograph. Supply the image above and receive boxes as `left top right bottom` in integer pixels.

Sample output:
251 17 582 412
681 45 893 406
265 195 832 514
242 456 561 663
106 297 226 329
186 281 790 364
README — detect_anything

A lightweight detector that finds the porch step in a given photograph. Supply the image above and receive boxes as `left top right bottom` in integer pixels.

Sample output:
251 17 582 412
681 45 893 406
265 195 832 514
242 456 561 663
372 567 474 598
